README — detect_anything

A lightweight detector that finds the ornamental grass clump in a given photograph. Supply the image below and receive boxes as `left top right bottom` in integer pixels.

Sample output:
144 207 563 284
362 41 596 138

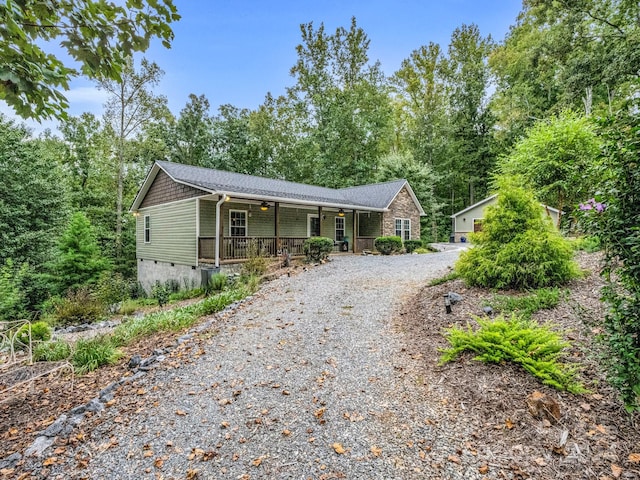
440 314 585 393
456 179 579 290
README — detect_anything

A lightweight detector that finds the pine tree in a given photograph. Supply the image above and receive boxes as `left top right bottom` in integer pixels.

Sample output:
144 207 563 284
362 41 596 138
52 212 110 292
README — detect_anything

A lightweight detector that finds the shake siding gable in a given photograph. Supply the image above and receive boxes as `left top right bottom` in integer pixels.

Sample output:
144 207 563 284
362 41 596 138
137 199 197 265
140 170 206 208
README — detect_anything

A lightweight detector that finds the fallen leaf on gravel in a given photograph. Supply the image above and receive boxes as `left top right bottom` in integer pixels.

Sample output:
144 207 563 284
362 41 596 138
53 447 66 454
136 389 146 395
478 464 488 474
219 398 231 406
333 443 346 454
611 464 622 478
447 454 460 464
154 458 163 468
282 390 290 395
220 421 230 429
505 418 515 429
314 407 326 419
232 453 239 461
143 451 154 458
202 451 217 461
282 429 292 436
629 453 640 463
535 457 547 466
370 446 382 457
185 469 199 479
176 410 187 416
43 457 57 466
105 399 116 407
253 457 263 466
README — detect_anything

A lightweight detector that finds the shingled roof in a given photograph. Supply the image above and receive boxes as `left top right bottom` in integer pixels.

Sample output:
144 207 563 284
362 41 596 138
131 161 425 214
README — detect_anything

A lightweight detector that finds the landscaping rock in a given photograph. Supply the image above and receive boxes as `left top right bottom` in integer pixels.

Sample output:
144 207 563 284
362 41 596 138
448 291 464 304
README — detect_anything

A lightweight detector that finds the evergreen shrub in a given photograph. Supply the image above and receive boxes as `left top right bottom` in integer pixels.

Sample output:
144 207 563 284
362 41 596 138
53 287 104 325
374 236 402 255
456 179 579 290
404 239 423 253
303 237 333 262
15 321 51 349
440 314 585 393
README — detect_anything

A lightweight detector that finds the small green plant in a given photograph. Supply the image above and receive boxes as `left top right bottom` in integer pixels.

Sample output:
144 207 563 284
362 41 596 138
53 287 104 326
374 236 402 255
571 236 601 253
440 314 585 393
96 271 130 308
303 237 334 262
486 288 562 319
427 270 460 286
168 288 204 302
71 336 122 374
15 321 51 349
207 273 227 294
151 281 170 308
118 299 138 316
33 340 71 362
403 239 423 253
241 240 269 276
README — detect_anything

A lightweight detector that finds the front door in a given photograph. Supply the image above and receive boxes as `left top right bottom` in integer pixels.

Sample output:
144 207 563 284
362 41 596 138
308 214 320 237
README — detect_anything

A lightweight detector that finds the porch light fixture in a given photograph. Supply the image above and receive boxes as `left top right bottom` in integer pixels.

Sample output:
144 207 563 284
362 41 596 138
338 209 345 217
225 195 231 202
260 201 270 211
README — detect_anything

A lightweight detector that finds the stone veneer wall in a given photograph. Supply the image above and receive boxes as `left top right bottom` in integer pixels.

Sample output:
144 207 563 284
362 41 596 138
140 170 205 208
381 187 421 239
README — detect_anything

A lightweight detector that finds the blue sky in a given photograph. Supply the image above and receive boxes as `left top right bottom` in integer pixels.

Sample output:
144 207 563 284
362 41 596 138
2 0 524 134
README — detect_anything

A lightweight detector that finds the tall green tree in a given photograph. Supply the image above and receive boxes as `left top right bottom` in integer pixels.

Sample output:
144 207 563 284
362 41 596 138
289 17 394 187
0 115 69 267
51 212 110 293
498 111 601 225
99 58 169 270
0 0 179 120
167 94 215 166
441 24 496 211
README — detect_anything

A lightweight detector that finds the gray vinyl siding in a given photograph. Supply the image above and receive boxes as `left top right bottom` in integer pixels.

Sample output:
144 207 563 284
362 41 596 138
358 212 382 237
137 199 197 265
279 207 309 237
199 199 217 237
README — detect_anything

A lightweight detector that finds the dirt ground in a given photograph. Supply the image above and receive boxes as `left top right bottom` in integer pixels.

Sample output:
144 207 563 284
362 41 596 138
394 252 640 479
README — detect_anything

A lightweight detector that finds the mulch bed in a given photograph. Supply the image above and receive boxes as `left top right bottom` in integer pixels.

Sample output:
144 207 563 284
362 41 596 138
395 252 640 479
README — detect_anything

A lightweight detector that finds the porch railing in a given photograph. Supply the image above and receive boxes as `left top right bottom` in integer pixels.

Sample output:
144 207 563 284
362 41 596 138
198 236 308 261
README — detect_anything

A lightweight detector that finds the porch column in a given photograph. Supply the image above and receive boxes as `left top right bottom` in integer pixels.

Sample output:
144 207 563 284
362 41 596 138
352 209 357 253
275 202 280 251
218 197 225 263
318 206 323 237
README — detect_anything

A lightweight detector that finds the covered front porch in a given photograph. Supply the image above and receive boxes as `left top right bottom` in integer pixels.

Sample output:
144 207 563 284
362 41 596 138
196 196 382 263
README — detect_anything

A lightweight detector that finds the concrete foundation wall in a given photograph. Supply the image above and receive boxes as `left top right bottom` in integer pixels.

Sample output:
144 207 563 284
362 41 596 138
137 259 244 293
138 260 202 293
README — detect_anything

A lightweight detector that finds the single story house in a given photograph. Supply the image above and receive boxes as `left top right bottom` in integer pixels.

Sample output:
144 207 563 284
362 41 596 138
130 161 426 290
451 194 560 242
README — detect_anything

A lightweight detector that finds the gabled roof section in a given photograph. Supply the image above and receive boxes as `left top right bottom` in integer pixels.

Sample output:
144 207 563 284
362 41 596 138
451 193 560 218
132 161 426 213
339 180 426 215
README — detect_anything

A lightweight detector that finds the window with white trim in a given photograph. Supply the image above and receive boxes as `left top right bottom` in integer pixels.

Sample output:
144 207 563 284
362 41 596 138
395 218 411 241
229 210 247 237
144 215 151 243
335 216 345 241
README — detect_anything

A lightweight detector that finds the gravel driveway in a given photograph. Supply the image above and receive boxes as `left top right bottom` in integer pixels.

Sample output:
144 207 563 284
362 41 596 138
39 249 475 479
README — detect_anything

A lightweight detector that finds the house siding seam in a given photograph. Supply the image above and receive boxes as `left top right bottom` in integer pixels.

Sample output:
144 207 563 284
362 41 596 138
140 170 206 208
382 187 421 239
